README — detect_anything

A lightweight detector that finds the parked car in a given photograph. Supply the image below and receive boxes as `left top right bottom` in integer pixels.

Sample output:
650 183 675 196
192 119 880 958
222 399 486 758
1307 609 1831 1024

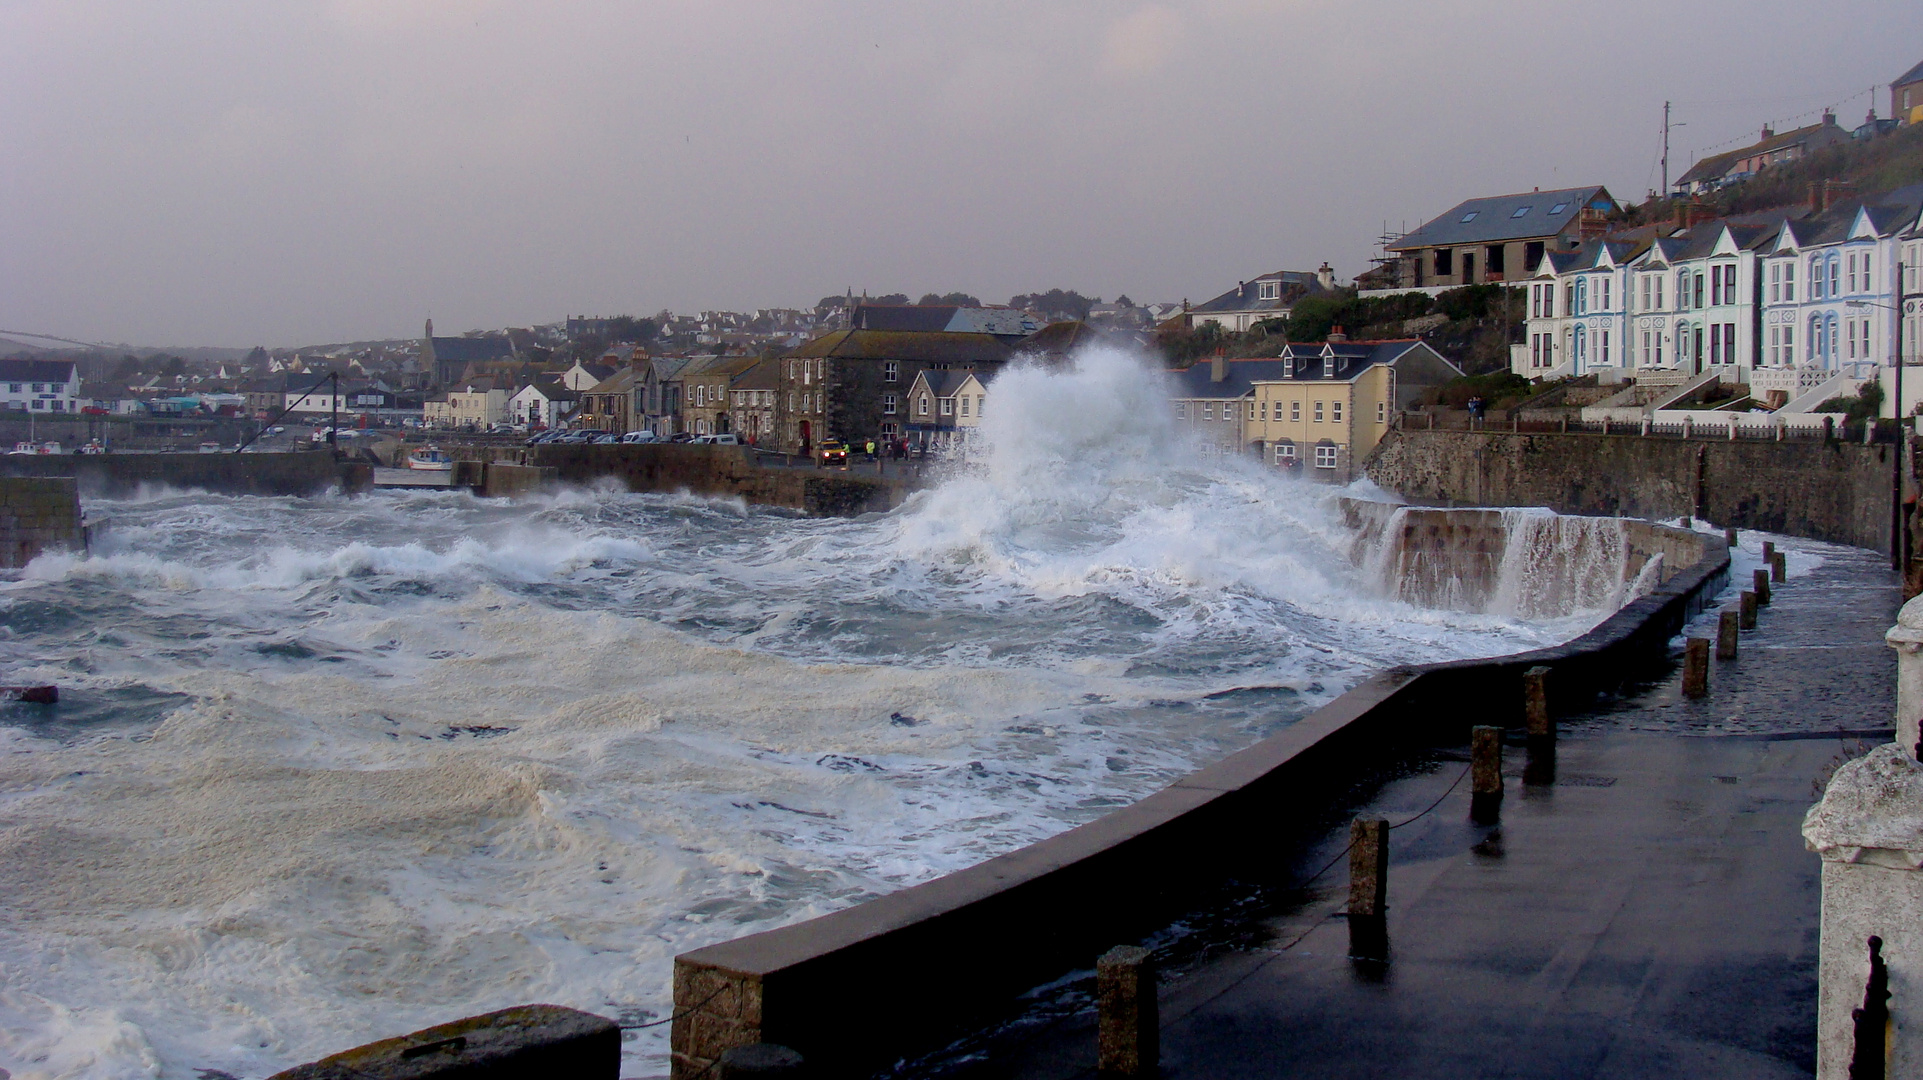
692 434 741 445
669 432 696 443
592 434 621 444
620 431 659 444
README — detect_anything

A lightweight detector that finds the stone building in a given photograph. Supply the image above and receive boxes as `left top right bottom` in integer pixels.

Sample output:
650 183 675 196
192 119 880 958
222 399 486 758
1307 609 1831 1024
775 329 1011 454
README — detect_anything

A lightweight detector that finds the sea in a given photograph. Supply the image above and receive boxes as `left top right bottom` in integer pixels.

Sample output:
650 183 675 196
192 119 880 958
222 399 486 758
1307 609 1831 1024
0 348 1616 1079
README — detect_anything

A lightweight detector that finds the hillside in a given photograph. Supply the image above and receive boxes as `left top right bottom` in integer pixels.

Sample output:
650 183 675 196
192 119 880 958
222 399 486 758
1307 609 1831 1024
1622 120 1923 226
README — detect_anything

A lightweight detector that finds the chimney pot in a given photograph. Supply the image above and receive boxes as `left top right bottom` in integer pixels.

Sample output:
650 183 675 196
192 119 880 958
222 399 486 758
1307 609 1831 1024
1823 109 1836 126
1328 325 1348 343
1761 125 1774 140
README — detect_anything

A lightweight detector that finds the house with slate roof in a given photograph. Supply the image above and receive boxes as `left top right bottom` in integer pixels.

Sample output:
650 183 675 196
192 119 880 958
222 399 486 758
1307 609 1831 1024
508 375 578 430
1671 115 1850 198
1169 340 1457 479
1893 60 1923 127
776 328 1010 454
850 304 1036 340
1385 186 1616 292
1182 266 1338 332
0 360 81 415
727 358 781 446
903 369 991 450
420 319 517 388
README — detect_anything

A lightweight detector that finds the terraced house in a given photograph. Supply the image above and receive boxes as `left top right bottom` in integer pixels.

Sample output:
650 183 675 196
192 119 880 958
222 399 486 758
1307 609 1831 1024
0 360 80 413
775 314 1013 454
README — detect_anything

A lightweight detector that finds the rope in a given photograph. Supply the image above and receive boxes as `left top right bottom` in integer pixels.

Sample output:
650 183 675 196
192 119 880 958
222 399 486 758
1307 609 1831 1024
620 986 724 1031
1290 760 1474 890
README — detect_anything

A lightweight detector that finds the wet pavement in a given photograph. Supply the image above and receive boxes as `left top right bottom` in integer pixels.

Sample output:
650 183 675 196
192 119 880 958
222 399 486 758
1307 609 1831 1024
903 538 1899 1080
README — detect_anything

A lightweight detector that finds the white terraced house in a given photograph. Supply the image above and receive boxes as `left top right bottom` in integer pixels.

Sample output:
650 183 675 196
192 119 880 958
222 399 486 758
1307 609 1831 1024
0 360 81 413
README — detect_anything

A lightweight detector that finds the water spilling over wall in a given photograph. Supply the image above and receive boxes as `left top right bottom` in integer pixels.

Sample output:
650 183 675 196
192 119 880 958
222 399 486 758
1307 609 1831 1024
1342 498 1680 619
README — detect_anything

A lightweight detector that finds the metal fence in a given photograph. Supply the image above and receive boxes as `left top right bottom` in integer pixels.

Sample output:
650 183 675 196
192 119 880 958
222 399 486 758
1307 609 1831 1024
1401 410 1899 445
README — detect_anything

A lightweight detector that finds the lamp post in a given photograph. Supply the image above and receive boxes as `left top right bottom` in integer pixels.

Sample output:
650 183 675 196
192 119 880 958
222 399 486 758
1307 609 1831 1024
1850 262 1917 571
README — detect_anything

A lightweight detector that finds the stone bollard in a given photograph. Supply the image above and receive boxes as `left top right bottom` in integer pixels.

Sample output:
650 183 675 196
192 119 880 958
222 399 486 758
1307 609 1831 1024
1740 590 1758 630
1773 551 1787 583
1681 514 1693 529
1755 567 1772 605
1717 609 1740 660
1724 526 1738 551
1682 638 1710 697
1885 594 1923 755
718 1044 805 1079
1764 539 1776 564
1470 726 1503 824
1522 666 1552 739
1803 743 1923 1078
1348 818 1390 960
1096 946 1158 1076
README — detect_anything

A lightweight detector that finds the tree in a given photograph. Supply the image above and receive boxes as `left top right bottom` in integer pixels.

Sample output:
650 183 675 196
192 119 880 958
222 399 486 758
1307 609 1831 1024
1114 294 1135 308
112 354 143 380
870 293 911 307
606 316 656 344
1008 289 1097 320
917 292 981 307
158 355 187 379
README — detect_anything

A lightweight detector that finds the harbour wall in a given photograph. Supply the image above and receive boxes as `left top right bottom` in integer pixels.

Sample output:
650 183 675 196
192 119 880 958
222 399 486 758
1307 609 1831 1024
1365 427 1893 552
441 442 911 516
0 450 371 499
669 512 1727 1077
0 477 85 569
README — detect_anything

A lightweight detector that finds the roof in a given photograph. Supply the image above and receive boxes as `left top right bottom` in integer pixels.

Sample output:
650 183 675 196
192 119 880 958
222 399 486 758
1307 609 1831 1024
427 336 515 362
852 305 1032 337
1895 59 1923 88
1169 341 1443 399
572 361 617 380
909 369 987 397
583 368 638 395
1188 270 1334 317
1673 121 1846 187
731 357 781 391
1016 321 1125 360
0 359 78 382
1387 186 1611 251
790 329 1012 365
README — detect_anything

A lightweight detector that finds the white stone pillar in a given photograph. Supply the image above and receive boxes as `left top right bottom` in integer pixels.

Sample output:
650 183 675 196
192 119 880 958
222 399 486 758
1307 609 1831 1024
1887 594 1923 755
1803 743 1923 1078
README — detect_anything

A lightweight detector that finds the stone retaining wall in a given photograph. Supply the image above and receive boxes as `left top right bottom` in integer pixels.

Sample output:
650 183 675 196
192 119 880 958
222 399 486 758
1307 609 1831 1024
669 521 1726 1077
1365 427 1891 551
0 451 370 498
0 477 84 568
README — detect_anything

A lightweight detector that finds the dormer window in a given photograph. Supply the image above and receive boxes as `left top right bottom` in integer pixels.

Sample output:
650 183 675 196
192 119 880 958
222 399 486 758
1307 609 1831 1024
1257 280 1280 301
1282 356 1294 377
1321 356 1335 378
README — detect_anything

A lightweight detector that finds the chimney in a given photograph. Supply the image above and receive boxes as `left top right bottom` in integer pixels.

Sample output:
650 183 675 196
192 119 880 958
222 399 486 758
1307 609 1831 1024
1210 352 1227 382
1823 109 1836 126
1809 182 1822 213
1761 124 1774 141
1316 262 1335 290
1327 326 1348 343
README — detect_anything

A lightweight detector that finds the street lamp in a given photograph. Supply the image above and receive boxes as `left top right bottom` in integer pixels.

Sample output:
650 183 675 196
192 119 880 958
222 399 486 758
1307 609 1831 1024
1848 261 1920 571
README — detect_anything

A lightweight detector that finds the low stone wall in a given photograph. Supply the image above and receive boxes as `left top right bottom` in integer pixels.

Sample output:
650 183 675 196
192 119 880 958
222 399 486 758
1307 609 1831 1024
0 477 85 568
431 442 910 516
1366 427 1891 552
0 451 370 498
669 520 1727 1077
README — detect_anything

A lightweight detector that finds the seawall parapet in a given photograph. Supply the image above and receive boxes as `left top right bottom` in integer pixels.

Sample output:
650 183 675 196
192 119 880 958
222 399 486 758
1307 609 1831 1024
668 515 1727 1077
0 451 370 499
0 476 85 568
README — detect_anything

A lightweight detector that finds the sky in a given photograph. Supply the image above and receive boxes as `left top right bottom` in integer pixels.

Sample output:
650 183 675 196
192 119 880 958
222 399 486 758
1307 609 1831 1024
1 0 1919 348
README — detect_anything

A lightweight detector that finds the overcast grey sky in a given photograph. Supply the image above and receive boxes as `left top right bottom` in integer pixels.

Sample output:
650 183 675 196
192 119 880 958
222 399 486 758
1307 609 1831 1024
2 1 1918 347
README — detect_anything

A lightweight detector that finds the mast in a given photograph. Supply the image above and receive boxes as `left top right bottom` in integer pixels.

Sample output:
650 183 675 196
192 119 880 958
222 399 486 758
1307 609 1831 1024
1661 101 1671 196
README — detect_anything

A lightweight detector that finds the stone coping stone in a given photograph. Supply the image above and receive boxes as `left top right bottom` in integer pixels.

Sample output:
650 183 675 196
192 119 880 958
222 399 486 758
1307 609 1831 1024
267 1004 618 1080
672 522 1728 1076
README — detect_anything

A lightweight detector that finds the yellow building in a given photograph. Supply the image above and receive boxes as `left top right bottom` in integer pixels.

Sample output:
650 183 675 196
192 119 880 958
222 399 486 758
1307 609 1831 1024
1167 340 1461 481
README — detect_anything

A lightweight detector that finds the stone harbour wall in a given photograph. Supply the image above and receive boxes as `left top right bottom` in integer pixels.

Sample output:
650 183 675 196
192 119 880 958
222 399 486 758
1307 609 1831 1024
0 450 371 499
1366 428 1893 552
0 477 85 568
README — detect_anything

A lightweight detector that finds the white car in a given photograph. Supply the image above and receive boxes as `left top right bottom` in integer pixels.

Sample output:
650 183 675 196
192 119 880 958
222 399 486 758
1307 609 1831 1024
692 434 741 445
620 431 659 444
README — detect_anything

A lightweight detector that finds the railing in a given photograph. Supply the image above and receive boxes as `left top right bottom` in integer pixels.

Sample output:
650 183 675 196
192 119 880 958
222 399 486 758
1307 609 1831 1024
1401 409 1890 443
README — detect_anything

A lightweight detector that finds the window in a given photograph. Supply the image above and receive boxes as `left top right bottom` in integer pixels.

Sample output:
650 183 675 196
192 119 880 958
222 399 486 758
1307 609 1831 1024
1459 211 1480 223
1511 205 1532 218
1222 401 1234 423
30 399 44 410
1782 323 1793 361
919 396 930 416
1247 401 1256 421
1783 260 1796 301
1548 202 1569 215
882 394 897 415
1809 314 1823 362
884 361 899 382
6 384 17 393
1435 249 1453 277
976 396 984 418
1709 323 1723 365
1574 324 1587 363
1574 278 1588 314
30 383 43 393
940 397 953 416
1175 401 1187 419
1313 401 1325 422
1828 254 1840 298
1274 442 1297 466
1599 278 1611 311
959 395 969 417
1331 401 1343 422
788 392 796 411
1314 444 1338 469
1203 402 1213 420
1600 328 1611 365
1639 276 1651 311
1654 275 1664 309
50 401 63 412
1376 401 1386 423
1641 329 1652 366
1693 272 1705 308
1257 280 1280 301
1259 401 1268 421
817 359 825 378
1290 401 1301 421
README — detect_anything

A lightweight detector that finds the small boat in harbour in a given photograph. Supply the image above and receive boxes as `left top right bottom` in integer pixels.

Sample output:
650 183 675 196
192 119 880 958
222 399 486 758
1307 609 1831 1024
405 446 454 472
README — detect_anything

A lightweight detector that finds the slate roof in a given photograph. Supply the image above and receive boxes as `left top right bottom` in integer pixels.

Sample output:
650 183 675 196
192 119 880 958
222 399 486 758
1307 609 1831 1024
1016 320 1125 360
731 357 781 392
851 305 1032 338
1188 271 1334 317
1388 187 1611 251
1894 59 1923 88
790 329 1011 365
910 370 985 398
428 336 516 361
0 359 78 383
1673 121 1848 188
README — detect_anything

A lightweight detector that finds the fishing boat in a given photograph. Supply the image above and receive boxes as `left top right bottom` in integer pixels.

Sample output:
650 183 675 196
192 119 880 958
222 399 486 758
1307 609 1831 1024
405 445 454 472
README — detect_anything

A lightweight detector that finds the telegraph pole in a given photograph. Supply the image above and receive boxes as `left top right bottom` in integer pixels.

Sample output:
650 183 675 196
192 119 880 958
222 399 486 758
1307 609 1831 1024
1661 101 1671 196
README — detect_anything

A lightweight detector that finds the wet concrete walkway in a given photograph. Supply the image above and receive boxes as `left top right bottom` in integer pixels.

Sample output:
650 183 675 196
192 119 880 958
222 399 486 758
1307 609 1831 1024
914 539 1899 1080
